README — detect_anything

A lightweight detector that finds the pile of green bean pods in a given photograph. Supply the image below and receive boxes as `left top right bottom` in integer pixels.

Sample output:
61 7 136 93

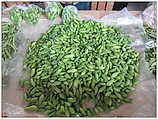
144 24 156 75
22 19 140 117
45 2 63 21
144 24 156 41
145 48 156 74
2 21 18 61
9 6 24 25
23 5 42 24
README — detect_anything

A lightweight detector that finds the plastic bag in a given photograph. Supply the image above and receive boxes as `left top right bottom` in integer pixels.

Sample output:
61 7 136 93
2 5 27 25
23 4 43 24
141 2 157 29
141 3 157 46
62 5 79 23
143 24 156 74
45 2 63 21
140 3 157 75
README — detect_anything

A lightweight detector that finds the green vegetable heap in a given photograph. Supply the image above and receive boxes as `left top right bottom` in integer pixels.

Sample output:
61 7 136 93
145 48 156 74
23 19 140 117
2 21 18 61
23 5 42 24
45 2 63 21
9 6 24 25
144 24 156 75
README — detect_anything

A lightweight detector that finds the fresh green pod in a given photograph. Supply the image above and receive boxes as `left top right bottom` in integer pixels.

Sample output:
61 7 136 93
67 98 76 103
39 94 45 104
24 105 38 112
19 78 25 88
30 78 36 87
31 69 36 77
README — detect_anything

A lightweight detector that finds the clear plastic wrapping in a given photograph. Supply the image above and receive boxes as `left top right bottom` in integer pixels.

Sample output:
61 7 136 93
45 2 63 21
141 2 157 29
140 3 157 75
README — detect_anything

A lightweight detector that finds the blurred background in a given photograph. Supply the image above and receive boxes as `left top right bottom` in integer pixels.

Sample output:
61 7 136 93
2 1 153 11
